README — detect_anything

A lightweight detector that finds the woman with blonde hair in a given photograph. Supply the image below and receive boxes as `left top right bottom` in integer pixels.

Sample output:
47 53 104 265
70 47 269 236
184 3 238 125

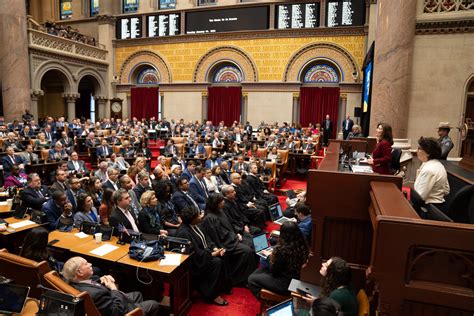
138 190 168 236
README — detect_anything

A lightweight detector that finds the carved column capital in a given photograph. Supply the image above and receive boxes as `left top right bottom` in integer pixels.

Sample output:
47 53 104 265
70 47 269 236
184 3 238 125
30 89 44 101
242 92 249 98
62 93 80 102
202 92 208 98
95 96 108 104
292 92 300 100
340 93 348 100
97 14 116 25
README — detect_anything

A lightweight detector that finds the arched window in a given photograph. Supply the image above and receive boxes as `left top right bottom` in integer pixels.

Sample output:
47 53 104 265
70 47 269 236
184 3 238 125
59 0 72 20
303 64 340 83
212 65 242 83
137 67 159 84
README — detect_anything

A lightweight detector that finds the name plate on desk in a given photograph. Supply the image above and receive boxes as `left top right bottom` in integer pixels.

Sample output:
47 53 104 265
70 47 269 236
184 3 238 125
351 165 373 174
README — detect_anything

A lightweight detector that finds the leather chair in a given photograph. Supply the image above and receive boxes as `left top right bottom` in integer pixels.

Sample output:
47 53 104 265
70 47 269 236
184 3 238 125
0 248 50 299
41 149 50 161
257 148 268 159
391 148 402 175
43 271 143 316
204 145 212 158
357 289 370 316
277 149 289 175
170 137 185 144
175 143 185 157
259 289 291 315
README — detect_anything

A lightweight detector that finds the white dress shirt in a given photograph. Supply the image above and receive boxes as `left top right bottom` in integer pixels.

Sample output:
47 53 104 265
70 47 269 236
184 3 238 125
118 207 140 232
414 159 450 204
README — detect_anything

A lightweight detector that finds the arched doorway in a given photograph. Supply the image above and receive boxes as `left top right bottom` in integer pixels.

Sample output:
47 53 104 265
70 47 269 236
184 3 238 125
76 75 101 121
130 65 160 120
207 62 243 126
39 69 70 118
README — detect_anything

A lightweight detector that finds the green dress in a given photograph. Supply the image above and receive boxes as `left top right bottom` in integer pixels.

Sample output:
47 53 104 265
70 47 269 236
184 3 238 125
330 286 358 316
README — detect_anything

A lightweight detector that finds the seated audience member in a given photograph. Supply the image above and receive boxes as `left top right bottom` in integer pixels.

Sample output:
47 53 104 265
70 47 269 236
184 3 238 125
231 173 266 228
74 193 101 229
119 175 142 217
134 140 152 159
205 150 222 169
412 137 450 213
102 167 120 191
109 189 140 233
133 170 151 201
20 144 39 165
311 297 341 316
188 166 209 210
188 140 206 157
120 140 135 158
86 176 103 209
163 139 178 157
67 151 89 174
177 207 232 306
246 163 279 205
303 137 315 152
62 257 160 316
232 155 248 174
66 176 86 210
172 177 202 214
211 165 226 191
3 132 24 151
219 161 232 184
201 193 256 286
134 157 149 175
222 185 261 236
106 129 122 146
437 122 454 160
138 190 168 236
108 153 130 172
182 160 196 181
49 142 69 161
3 165 27 188
212 132 223 148
94 161 109 183
34 132 50 150
21 173 51 209
155 180 181 236
2 146 25 176
50 168 68 194
368 123 393 175
248 221 310 298
19 125 33 140
267 147 279 161
20 227 64 272
169 165 182 188
295 204 312 243
85 132 99 148
42 191 74 231
305 257 358 316
347 125 362 139
59 130 74 153
203 167 219 193
96 139 112 158
99 188 115 226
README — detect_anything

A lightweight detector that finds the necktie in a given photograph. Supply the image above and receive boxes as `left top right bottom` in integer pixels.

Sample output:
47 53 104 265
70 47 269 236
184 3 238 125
185 191 200 210
10 156 15 164
29 153 33 163
104 147 108 156
37 189 44 198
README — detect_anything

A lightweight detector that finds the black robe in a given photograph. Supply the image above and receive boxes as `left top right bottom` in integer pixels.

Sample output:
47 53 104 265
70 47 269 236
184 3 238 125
176 224 231 299
223 198 262 236
201 211 257 285
233 183 266 228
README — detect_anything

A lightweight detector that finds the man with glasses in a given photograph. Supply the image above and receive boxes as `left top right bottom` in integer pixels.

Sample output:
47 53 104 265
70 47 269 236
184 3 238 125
109 189 140 233
172 178 202 214
67 151 89 175
66 176 85 210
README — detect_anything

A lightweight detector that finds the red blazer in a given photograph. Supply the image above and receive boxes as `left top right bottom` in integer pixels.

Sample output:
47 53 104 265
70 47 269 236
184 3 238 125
372 139 392 175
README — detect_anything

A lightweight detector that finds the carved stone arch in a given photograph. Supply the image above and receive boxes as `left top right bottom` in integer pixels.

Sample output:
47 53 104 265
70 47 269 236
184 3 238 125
33 61 75 93
119 50 172 84
193 46 258 83
284 43 360 83
75 68 106 96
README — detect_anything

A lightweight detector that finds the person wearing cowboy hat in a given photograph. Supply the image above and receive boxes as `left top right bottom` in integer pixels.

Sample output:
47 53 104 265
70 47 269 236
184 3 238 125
437 122 454 160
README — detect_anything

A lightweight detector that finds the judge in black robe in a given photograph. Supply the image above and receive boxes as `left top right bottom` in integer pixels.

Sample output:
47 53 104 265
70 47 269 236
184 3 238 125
246 163 279 205
201 193 256 286
230 174 266 228
176 206 231 305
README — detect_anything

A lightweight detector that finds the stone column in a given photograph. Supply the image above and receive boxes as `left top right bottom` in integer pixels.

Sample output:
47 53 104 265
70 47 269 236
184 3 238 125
97 15 115 121
370 0 417 138
241 92 248 123
202 92 208 122
123 92 131 119
0 0 31 121
62 93 79 121
30 90 44 122
292 92 300 124
96 96 108 120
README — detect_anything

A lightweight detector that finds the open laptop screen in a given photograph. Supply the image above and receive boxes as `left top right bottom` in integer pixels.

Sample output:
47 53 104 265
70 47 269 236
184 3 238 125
269 203 283 221
252 234 269 252
267 298 294 316
0 283 30 313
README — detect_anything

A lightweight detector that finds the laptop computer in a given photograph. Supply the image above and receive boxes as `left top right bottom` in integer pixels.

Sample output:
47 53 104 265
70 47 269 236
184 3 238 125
269 203 292 225
0 283 30 314
252 233 273 259
266 298 294 316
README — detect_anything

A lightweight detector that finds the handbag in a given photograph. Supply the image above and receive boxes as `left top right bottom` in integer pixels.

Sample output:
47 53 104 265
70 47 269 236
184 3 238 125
80 222 100 235
31 210 48 224
128 239 165 262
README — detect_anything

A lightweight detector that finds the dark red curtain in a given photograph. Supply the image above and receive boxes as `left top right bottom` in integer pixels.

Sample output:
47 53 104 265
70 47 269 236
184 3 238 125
300 87 340 139
208 87 241 126
130 87 159 119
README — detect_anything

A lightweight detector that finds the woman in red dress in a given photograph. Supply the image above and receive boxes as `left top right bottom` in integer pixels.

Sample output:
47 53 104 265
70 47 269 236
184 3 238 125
368 123 393 174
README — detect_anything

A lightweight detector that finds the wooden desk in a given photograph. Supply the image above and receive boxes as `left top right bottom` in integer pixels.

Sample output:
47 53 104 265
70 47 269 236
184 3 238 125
0 204 12 217
0 215 40 253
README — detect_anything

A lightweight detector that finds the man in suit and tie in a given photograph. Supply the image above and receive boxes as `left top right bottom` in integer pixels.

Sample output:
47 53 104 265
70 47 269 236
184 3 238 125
322 114 334 147
50 169 68 194
2 147 25 176
303 137 315 152
67 152 89 175
109 189 141 233
188 140 206 157
171 177 202 213
62 257 160 316
49 142 69 161
20 144 39 165
182 160 196 181
163 139 178 157
59 131 74 153
20 173 51 209
43 124 55 144
244 122 253 136
342 115 354 140
219 161 232 184
205 150 222 169
3 132 24 152
106 129 122 146
42 190 74 231
66 176 85 210
102 167 120 191
119 175 142 217
133 171 151 201
108 153 130 172
188 166 209 210
97 139 112 158
232 155 248 174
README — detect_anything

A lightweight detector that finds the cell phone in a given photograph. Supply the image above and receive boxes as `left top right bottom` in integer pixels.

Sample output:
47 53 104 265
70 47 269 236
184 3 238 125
48 239 60 246
296 287 311 296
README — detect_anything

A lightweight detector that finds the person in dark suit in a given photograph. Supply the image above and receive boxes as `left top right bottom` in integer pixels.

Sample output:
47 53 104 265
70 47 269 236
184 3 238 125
171 178 201 214
188 166 209 210
48 142 69 161
232 155 248 174
66 177 85 211
163 139 178 157
19 125 34 140
205 151 222 169
181 160 196 181
302 137 315 152
59 131 74 153
109 189 140 233
20 173 51 210
322 114 334 147
230 173 265 228
176 206 231 305
188 140 206 157
222 185 261 236
133 171 151 202
42 191 74 231
2 147 25 176
49 169 68 194
67 152 89 175
342 115 354 140
62 257 160 316
3 132 24 151
102 167 120 191
246 163 279 205
244 122 253 136
96 139 113 158
106 129 122 146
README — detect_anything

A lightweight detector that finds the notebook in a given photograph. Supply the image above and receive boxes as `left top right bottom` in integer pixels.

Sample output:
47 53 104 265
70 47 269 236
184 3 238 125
269 203 292 225
252 233 273 259
266 298 294 316
0 283 30 314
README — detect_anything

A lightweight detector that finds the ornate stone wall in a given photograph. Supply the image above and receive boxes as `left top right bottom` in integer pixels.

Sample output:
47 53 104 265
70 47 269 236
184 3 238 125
118 50 172 84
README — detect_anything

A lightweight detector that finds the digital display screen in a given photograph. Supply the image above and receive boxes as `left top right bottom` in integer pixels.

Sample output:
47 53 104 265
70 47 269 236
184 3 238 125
276 3 320 29
147 13 180 37
116 16 142 39
326 0 365 27
186 6 269 34
362 61 372 113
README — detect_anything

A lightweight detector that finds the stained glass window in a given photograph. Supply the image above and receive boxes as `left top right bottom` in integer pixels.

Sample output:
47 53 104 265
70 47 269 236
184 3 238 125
213 65 243 83
198 0 217 6
59 0 72 20
90 0 99 16
304 64 339 83
138 68 160 84
123 0 139 13
160 0 176 9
